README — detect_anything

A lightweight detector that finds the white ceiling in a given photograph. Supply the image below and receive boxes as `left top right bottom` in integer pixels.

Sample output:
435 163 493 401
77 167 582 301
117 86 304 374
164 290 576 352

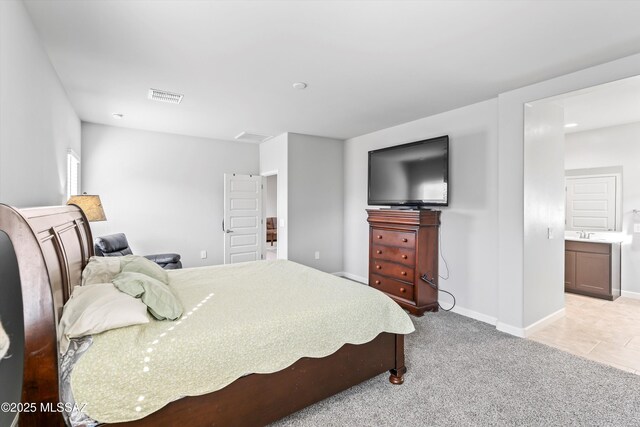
561 76 640 133
24 0 640 142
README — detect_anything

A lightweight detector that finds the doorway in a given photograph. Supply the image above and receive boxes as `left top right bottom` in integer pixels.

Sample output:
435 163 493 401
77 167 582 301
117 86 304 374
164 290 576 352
264 174 278 260
524 76 640 374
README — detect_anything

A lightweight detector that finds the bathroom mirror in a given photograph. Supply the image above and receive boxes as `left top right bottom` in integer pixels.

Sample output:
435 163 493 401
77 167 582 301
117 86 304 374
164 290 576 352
564 166 622 232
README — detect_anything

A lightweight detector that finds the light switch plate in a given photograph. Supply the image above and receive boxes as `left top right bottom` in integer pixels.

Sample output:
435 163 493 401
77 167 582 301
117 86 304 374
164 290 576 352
200 250 207 259
634 224 640 233
547 227 553 239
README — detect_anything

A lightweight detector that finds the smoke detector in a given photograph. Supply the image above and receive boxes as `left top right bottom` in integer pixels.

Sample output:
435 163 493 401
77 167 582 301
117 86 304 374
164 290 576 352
148 88 184 104
235 132 273 143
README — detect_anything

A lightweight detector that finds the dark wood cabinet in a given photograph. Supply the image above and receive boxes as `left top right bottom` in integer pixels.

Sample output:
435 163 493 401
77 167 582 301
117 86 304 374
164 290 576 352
367 209 440 316
565 240 620 300
564 250 576 290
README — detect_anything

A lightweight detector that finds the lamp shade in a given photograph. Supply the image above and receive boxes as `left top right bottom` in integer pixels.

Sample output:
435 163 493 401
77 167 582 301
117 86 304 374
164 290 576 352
67 195 107 222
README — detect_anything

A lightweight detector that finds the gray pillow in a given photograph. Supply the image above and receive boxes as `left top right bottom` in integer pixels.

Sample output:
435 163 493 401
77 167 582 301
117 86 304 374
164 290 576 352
120 255 169 285
82 256 122 286
112 271 183 320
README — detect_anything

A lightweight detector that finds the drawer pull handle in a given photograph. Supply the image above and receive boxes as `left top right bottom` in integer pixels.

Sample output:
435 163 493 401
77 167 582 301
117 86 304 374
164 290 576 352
401 271 407 276
376 265 382 270
401 255 407 259
402 238 408 243
377 235 382 239
375 280 381 285
400 287 406 293
376 250 382 254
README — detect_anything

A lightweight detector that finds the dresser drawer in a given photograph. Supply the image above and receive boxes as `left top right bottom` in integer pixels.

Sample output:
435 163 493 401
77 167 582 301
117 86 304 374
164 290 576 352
370 259 414 282
371 244 415 267
370 273 414 300
371 228 415 249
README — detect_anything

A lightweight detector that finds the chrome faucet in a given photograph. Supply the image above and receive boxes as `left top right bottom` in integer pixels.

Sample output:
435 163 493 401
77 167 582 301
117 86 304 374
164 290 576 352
577 230 594 239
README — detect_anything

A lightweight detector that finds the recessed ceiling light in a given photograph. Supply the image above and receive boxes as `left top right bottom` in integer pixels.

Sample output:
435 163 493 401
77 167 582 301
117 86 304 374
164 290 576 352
564 123 578 128
112 113 124 119
292 82 308 90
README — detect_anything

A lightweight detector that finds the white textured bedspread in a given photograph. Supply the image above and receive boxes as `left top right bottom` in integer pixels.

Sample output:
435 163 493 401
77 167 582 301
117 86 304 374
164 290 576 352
71 260 414 423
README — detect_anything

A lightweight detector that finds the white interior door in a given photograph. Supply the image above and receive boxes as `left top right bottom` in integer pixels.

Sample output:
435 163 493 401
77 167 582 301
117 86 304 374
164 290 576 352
223 174 263 264
566 175 617 231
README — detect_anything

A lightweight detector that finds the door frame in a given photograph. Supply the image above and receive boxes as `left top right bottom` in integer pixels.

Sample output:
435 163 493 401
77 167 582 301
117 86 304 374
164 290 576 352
261 170 279 260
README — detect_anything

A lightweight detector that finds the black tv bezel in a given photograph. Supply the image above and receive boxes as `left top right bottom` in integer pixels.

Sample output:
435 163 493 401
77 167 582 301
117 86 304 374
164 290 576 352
367 135 449 207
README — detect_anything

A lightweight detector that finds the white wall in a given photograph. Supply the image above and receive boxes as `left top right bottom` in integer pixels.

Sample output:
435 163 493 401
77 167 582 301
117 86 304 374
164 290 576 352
82 123 259 267
523 102 566 326
265 175 277 218
260 133 344 273
288 133 344 274
260 133 288 259
565 122 640 296
498 52 640 335
343 99 499 323
0 0 81 207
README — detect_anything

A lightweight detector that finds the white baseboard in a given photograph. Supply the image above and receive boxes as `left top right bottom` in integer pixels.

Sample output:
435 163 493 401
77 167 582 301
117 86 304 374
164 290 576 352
523 307 565 337
332 272 566 339
496 307 566 338
450 305 497 326
621 290 640 300
496 322 526 338
333 272 367 284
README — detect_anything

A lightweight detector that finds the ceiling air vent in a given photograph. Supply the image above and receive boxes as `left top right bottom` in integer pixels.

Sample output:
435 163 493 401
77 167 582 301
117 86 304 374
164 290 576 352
148 88 184 104
235 132 272 143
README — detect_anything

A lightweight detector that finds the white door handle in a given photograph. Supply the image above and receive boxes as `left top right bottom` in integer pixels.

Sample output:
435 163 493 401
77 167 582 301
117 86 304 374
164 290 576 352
225 229 234 233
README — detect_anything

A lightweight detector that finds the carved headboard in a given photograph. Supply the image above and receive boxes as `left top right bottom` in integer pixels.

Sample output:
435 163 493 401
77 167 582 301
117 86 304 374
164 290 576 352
0 204 93 427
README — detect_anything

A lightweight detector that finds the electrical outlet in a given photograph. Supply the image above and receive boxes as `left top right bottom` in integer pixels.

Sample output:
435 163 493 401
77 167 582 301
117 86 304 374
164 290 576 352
634 224 640 233
200 250 207 259
314 251 320 260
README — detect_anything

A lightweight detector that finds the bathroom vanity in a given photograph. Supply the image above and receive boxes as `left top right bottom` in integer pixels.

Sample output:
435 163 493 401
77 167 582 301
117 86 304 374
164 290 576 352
565 238 621 300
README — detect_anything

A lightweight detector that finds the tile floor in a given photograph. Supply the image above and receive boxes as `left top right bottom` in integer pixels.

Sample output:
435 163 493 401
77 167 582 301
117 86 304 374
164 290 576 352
530 293 640 375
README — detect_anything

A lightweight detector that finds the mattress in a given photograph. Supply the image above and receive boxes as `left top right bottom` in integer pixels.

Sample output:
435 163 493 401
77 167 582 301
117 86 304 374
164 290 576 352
69 260 415 423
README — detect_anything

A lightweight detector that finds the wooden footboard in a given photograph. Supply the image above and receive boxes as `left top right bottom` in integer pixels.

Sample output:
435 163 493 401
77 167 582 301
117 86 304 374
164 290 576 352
0 204 406 427
109 333 405 427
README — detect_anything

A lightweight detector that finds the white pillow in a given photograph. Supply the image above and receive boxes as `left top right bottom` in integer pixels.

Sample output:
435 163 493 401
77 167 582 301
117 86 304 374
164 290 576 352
58 283 149 354
81 256 122 286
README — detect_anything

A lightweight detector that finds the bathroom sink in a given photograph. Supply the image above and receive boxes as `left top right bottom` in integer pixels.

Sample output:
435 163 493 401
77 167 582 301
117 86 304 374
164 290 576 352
564 235 623 244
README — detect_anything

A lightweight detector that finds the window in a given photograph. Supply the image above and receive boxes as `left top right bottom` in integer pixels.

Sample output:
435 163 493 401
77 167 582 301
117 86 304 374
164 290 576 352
67 149 80 200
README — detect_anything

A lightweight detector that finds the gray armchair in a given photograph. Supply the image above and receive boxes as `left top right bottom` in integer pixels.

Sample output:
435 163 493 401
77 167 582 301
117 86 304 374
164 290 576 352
94 233 182 269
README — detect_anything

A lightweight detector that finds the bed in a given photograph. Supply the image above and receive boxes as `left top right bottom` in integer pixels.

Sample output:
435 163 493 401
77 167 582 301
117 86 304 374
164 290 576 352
0 204 412 426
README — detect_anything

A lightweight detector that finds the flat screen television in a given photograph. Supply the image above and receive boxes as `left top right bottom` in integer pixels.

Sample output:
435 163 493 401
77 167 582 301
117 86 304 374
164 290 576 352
368 135 449 207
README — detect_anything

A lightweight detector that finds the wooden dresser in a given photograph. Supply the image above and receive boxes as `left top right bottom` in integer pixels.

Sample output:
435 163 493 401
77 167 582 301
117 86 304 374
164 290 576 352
367 209 440 316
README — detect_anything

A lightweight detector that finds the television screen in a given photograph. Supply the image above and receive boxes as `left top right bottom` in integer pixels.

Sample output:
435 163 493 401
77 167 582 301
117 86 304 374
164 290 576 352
368 136 449 207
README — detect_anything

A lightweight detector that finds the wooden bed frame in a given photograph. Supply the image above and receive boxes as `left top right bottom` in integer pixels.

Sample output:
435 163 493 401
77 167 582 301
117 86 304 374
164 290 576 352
0 204 406 427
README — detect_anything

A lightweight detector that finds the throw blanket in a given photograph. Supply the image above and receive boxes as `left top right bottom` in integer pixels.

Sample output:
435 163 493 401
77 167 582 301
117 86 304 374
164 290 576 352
71 260 414 423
